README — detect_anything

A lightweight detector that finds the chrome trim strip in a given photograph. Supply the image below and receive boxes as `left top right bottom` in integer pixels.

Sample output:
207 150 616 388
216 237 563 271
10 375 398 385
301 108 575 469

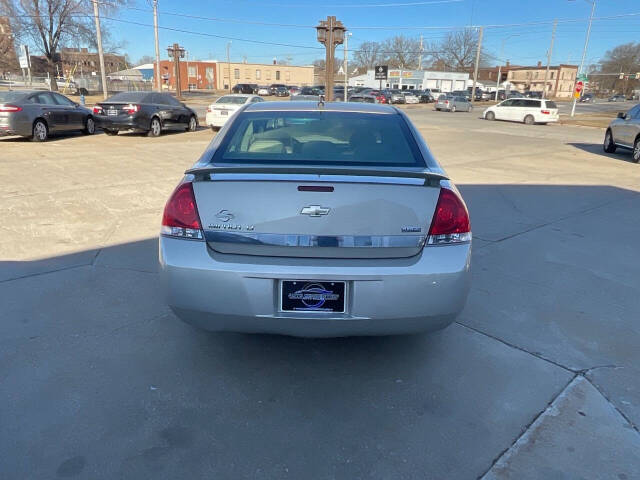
204 231 426 248
208 173 426 185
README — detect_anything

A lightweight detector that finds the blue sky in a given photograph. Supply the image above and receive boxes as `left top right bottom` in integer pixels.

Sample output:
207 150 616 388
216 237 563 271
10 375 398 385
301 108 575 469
105 0 640 69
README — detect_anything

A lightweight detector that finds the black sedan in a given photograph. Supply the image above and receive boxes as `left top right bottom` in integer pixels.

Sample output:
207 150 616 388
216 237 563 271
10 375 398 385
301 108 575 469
93 92 198 137
273 86 290 97
0 90 95 142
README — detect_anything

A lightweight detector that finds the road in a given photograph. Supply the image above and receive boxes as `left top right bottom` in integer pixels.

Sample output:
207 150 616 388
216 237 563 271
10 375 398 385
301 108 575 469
555 99 637 115
1 108 639 479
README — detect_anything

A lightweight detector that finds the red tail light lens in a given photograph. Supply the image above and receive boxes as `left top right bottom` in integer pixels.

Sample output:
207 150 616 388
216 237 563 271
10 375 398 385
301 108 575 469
161 182 203 239
541 109 550 114
123 104 140 114
427 187 471 245
0 105 22 112
92 105 103 114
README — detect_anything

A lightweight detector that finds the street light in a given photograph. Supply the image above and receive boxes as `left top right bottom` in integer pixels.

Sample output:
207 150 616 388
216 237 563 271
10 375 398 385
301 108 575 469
344 32 352 101
569 0 596 116
226 41 232 93
495 34 519 101
316 16 345 101
167 43 185 99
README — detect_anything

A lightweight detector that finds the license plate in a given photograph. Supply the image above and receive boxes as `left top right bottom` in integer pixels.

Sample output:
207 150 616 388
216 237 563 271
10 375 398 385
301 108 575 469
280 280 346 313
107 109 118 116
220 110 228 116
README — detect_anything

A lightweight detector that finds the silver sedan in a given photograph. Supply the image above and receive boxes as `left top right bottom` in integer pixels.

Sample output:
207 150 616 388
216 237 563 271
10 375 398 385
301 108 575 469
435 95 473 112
159 102 472 337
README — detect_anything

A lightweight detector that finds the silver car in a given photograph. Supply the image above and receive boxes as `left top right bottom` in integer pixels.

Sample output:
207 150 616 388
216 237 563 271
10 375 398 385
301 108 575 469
0 90 95 141
603 103 640 162
435 95 472 112
159 102 471 337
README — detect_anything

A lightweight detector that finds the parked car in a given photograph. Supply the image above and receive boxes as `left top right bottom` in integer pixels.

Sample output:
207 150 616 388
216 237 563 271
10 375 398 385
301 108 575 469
94 92 197 137
300 86 323 96
483 98 558 125
609 94 626 102
435 95 472 112
205 94 264 130
257 86 270 96
603 104 640 162
274 86 290 97
232 84 258 94
159 101 472 336
269 84 287 95
360 89 388 104
403 91 420 104
348 94 377 103
414 90 434 103
524 91 543 99
0 90 95 141
289 86 301 96
389 90 405 104
452 90 471 101
507 91 525 99
580 93 595 103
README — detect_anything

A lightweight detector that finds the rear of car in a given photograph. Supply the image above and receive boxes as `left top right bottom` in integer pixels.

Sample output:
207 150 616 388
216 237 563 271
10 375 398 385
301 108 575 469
435 95 454 111
206 95 250 129
159 102 471 337
0 91 34 137
93 91 153 132
257 86 270 96
404 92 419 104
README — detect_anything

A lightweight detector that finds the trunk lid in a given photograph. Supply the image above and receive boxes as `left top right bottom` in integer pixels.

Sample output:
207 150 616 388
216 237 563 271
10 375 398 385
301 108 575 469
192 174 441 258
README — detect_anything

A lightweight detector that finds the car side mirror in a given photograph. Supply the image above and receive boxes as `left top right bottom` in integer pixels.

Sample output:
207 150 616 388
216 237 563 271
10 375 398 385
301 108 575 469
618 112 626 119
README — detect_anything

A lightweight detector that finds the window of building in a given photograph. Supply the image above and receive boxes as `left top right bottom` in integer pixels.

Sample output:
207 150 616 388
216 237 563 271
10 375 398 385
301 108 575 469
275 70 280 80
256 69 261 80
234 68 240 79
205 67 214 80
551 72 555 79
285 71 291 81
188 66 196 77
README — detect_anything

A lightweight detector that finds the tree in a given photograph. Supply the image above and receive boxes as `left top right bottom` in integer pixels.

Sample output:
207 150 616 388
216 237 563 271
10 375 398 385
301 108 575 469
0 0 127 89
352 40 383 70
137 55 155 66
596 42 640 94
380 35 421 69
426 29 490 72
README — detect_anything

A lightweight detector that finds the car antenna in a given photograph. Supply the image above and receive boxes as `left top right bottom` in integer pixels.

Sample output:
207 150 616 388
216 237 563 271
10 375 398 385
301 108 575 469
318 95 325 109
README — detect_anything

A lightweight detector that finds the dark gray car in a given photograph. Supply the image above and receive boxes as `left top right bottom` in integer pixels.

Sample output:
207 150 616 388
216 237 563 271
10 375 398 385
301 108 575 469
0 90 95 141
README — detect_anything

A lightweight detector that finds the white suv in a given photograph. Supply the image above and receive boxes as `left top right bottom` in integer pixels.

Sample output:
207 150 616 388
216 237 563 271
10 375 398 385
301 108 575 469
483 98 559 125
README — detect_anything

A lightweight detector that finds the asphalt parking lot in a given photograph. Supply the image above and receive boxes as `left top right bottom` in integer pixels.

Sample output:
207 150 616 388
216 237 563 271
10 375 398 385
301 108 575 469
1 107 639 479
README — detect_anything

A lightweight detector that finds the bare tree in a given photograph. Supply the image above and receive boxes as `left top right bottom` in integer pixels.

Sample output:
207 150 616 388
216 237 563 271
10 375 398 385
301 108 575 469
426 29 489 72
352 40 383 70
0 0 127 89
0 15 19 73
380 35 421 69
136 55 155 66
597 42 640 94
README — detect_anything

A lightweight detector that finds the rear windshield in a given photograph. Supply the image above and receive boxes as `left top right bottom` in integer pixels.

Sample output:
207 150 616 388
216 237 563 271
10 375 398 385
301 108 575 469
545 101 558 109
107 92 150 102
214 111 424 167
217 96 248 105
0 91 28 103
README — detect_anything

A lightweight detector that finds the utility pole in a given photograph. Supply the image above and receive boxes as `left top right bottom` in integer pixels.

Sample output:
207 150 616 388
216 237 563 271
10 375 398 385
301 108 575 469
419 34 423 71
471 26 483 104
92 0 108 100
316 16 345 102
344 32 351 101
226 41 232 93
571 0 596 117
153 0 161 92
542 19 557 99
167 43 185 100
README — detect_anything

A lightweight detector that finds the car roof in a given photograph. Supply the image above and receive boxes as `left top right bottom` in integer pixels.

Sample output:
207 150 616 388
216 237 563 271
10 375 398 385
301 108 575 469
244 101 397 114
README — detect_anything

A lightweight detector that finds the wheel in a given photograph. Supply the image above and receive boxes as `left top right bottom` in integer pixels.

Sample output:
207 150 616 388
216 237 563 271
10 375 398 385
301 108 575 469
31 119 48 142
210 126 219 132
633 137 640 163
485 111 495 121
83 117 95 135
451 106 456 112
524 115 534 125
187 115 197 132
603 130 617 153
147 117 162 137
104 129 118 136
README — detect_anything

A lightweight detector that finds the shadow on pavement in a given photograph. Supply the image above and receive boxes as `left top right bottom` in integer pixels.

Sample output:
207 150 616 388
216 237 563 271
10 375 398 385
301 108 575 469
567 142 638 163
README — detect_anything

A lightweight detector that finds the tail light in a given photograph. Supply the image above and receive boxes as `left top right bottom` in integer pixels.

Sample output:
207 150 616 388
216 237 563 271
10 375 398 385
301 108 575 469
123 104 140 114
0 105 22 112
427 187 471 245
92 105 103 114
207 106 212 112
161 182 203 239
445 100 449 105
541 110 550 115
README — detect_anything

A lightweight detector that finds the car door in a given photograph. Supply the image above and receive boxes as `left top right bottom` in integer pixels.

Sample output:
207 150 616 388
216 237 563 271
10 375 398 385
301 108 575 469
153 93 176 129
32 92 65 132
494 99 513 120
51 92 84 130
164 94 189 128
617 105 640 146
508 99 526 121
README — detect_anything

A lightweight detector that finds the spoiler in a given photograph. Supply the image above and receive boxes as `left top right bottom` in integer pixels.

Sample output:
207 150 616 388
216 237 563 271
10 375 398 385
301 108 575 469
185 165 448 185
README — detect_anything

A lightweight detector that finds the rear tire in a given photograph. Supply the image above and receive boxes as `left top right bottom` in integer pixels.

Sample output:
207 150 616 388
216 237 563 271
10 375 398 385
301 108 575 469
147 117 162 137
485 111 495 121
187 115 197 132
31 119 48 142
603 130 617 153
524 115 535 125
104 129 118 136
633 137 640 163
210 126 219 132
83 117 95 135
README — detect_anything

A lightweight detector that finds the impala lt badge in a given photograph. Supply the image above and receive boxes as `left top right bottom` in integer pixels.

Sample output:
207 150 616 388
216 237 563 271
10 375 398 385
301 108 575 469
300 205 330 217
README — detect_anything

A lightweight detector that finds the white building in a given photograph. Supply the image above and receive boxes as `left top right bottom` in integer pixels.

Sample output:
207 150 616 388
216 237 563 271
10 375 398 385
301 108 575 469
349 69 469 92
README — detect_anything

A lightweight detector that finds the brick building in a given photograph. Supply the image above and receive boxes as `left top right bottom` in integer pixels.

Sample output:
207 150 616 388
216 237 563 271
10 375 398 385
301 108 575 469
506 63 578 98
155 60 217 91
0 16 19 74
29 47 126 76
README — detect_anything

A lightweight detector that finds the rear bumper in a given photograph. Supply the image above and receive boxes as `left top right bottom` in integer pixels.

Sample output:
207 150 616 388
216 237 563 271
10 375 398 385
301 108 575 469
0 116 31 137
205 112 230 127
95 114 148 131
159 237 472 337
